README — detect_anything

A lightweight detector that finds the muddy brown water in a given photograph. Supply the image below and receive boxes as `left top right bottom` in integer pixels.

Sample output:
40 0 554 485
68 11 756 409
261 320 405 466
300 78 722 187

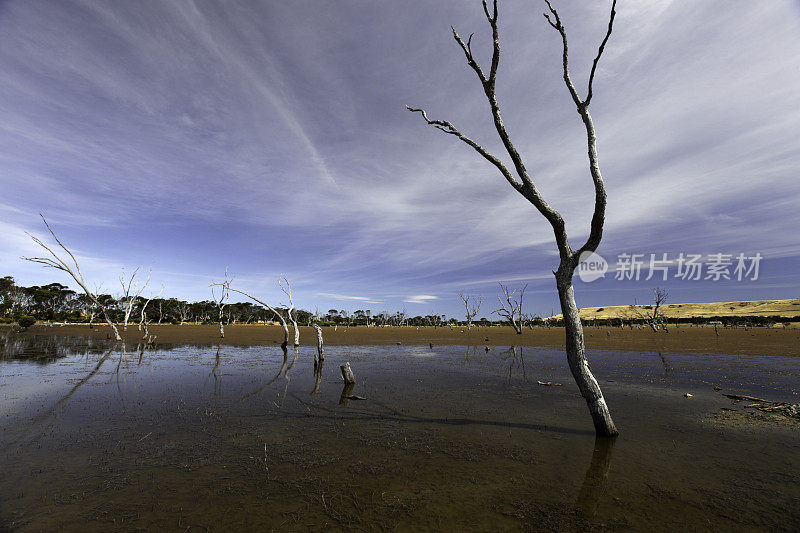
1 329 799 531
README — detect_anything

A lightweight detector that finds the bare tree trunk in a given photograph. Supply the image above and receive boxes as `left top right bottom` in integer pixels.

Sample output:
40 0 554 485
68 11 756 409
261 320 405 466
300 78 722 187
408 0 619 435
340 362 355 384
313 324 324 362
556 266 617 437
99 307 121 341
279 275 301 346
278 318 289 350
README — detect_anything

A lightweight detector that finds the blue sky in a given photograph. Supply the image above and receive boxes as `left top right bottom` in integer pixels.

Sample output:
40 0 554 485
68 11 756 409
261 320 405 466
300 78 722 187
1 0 799 319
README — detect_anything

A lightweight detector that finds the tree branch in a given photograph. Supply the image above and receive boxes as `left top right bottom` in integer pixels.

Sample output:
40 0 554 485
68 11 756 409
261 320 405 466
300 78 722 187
406 106 523 192
543 0 582 109
586 0 617 107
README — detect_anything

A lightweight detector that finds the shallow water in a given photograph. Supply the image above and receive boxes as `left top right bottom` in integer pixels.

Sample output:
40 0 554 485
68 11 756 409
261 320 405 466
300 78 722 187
1 333 799 531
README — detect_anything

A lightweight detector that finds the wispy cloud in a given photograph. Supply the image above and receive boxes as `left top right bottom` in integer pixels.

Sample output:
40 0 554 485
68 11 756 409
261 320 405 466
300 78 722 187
403 295 439 304
317 293 381 305
0 1 798 316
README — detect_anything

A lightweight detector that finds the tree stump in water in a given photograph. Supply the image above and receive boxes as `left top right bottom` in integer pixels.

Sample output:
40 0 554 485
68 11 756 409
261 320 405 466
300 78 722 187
340 362 355 384
313 324 324 362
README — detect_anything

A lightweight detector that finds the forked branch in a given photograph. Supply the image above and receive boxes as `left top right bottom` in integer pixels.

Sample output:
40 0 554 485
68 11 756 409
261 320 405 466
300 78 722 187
23 214 122 341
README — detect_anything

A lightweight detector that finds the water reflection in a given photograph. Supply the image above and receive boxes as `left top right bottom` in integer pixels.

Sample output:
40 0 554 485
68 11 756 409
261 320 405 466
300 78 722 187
2 334 799 530
204 344 223 398
311 358 324 396
576 436 617 518
238 346 290 404
339 382 356 406
278 346 299 406
500 346 527 381
0 328 97 363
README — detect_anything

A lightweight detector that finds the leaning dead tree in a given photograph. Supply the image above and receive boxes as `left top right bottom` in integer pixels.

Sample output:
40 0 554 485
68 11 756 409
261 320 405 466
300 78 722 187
458 293 482 330
23 215 122 341
218 282 291 349
279 275 300 346
210 270 231 338
119 267 149 331
408 0 619 435
493 283 526 334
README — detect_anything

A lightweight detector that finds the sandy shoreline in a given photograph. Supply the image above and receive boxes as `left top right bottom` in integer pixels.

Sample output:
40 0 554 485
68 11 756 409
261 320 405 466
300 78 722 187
12 323 800 357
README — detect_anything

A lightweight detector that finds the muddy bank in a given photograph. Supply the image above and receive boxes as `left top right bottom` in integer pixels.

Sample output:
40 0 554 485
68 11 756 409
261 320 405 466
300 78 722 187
17 323 800 357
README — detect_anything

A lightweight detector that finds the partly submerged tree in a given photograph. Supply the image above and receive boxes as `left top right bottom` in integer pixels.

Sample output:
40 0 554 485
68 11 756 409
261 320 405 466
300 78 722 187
23 215 122 341
408 0 619 436
217 280 291 349
210 270 231 338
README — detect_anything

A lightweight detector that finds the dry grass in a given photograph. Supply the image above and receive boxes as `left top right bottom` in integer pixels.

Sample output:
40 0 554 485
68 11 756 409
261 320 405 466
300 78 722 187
554 298 800 322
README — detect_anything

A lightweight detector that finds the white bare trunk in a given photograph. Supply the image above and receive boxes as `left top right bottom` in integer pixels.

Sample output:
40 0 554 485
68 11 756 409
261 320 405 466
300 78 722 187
556 267 618 437
313 324 324 362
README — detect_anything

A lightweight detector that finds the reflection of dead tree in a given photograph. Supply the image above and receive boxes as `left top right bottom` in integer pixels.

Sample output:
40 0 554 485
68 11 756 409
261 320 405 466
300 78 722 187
407 0 619 436
211 270 231 338
279 346 299 405
23 215 122 341
279 275 300 346
500 346 527 381
657 351 671 374
238 347 289 403
219 283 290 349
458 293 482 330
119 267 150 331
31 345 116 427
311 358 325 396
576 436 616 518
493 283 526 334
204 344 223 397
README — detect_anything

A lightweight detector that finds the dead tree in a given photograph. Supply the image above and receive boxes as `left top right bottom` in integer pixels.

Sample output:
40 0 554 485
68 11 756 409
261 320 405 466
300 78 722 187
139 284 164 332
650 287 669 332
210 270 231 338
23 215 122 341
139 284 164 344
178 302 190 324
458 293 482 330
408 0 619 436
629 287 669 332
279 275 300 346
219 283 290 349
119 267 149 331
493 283 526 334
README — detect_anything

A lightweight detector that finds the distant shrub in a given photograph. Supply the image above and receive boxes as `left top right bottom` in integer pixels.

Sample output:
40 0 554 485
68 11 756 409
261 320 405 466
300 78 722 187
595 308 604 312
17 315 36 328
